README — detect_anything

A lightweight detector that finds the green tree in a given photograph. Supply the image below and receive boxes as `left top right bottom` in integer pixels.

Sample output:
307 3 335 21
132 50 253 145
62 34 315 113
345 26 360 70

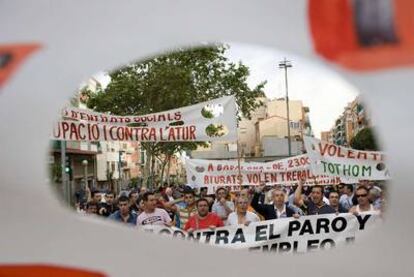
86 44 266 187
350 127 379 151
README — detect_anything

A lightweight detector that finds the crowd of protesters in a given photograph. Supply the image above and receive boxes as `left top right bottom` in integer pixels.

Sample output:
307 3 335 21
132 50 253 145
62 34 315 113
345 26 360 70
75 179 386 231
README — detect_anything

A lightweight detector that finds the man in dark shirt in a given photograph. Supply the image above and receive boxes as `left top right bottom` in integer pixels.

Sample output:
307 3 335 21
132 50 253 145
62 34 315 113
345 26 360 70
108 196 137 225
252 184 299 220
128 190 140 213
98 191 118 217
328 191 348 213
294 180 335 215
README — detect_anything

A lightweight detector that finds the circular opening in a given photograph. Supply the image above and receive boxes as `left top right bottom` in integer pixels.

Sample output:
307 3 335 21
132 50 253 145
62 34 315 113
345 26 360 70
47 42 389 254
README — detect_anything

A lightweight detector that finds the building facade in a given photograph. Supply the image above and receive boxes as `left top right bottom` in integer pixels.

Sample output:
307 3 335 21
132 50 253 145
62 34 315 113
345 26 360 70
191 97 312 161
321 96 370 146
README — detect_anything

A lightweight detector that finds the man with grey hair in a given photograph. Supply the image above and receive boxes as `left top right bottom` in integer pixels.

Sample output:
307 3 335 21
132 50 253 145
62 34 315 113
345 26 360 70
252 184 299 220
369 186 383 210
227 197 260 226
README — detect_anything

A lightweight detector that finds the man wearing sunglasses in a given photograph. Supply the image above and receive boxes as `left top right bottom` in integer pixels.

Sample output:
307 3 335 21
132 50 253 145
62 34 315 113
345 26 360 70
349 186 377 214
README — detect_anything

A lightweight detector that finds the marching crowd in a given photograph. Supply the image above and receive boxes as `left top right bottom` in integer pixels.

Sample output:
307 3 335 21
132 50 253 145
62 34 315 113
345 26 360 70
76 180 386 231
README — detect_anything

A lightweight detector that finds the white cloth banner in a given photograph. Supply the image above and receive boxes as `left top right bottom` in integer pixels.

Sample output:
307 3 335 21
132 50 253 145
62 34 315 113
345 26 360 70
53 95 238 142
304 136 390 181
185 155 341 192
142 212 380 253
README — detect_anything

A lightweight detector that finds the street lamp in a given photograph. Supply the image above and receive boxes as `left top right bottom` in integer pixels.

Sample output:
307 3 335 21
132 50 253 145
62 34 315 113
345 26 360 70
279 58 293 157
118 150 125 189
82 159 88 189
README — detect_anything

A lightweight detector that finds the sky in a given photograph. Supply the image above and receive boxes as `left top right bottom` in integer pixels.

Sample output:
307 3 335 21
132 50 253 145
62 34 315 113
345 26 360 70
93 42 359 138
224 43 359 138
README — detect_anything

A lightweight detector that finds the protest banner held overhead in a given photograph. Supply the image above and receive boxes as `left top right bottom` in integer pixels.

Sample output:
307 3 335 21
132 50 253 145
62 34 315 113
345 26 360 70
142 212 380 253
185 155 341 192
53 95 237 142
304 136 390 181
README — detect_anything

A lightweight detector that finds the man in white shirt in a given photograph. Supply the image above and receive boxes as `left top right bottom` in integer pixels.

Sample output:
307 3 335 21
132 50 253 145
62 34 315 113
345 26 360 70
227 197 260 226
137 192 172 226
212 187 234 222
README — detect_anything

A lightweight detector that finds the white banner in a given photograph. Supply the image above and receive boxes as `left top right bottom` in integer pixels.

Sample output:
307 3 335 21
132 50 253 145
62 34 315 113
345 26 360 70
62 95 236 127
142 212 380 253
185 155 341 192
304 136 390 181
53 95 238 142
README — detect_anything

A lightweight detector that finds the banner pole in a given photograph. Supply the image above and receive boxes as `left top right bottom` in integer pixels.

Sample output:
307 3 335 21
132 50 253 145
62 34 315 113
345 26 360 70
237 139 242 191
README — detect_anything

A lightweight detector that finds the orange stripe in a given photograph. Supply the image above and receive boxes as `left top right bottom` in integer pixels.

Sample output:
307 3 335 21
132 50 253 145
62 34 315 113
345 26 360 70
0 264 106 277
0 43 40 88
309 0 414 71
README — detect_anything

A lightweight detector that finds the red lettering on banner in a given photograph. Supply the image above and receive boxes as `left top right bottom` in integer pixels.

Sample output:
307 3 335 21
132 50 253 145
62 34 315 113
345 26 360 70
272 162 283 170
245 173 256 184
61 122 70 139
149 128 156 141
70 123 79 140
167 127 175 141
318 143 328 155
68 123 77 140
357 152 367 160
88 123 92 140
78 123 86 140
347 149 355 159
286 172 292 181
124 127 132 141
189 125 196 140
70 111 78 119
208 163 214 172
327 145 336 156
167 126 196 141
176 127 183 140
117 127 125 140
337 147 345 158
109 126 117 140
159 114 166 121
103 125 107 140
279 172 286 181
270 173 277 183
91 124 99 140
317 142 383 162
371 152 379 161
174 112 182 121
141 128 149 140
80 112 88 120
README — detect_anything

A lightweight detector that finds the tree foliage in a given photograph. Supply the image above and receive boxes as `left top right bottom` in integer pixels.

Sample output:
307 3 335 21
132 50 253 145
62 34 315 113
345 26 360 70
350 127 379 151
86 44 266 186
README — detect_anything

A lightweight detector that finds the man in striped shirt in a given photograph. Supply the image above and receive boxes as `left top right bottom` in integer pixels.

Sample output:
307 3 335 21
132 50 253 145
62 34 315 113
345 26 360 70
166 187 198 229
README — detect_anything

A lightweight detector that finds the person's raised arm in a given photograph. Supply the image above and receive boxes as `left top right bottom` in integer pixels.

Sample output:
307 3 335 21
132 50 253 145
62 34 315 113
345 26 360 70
251 183 266 216
220 197 233 216
294 180 305 207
